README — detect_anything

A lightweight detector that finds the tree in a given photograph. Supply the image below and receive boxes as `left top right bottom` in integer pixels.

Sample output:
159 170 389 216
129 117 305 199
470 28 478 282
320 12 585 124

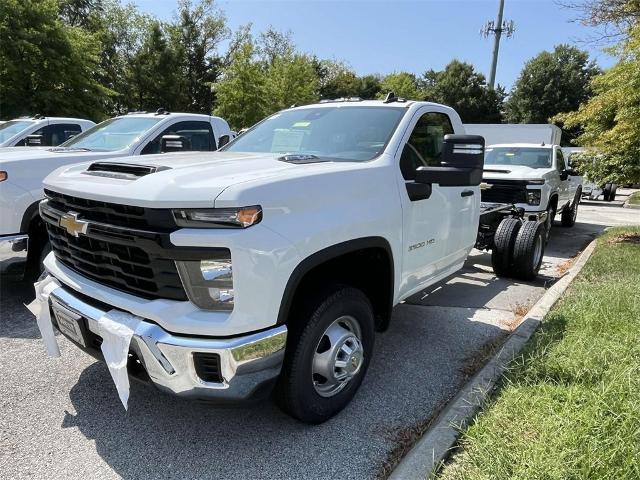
169 0 229 113
316 60 381 99
213 39 267 129
561 0 640 40
264 54 319 112
557 26 640 184
0 0 113 120
379 72 423 100
505 45 600 125
128 22 183 112
421 60 505 123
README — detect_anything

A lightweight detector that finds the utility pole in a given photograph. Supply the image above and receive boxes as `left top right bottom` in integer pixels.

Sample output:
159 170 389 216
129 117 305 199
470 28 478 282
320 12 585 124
481 0 515 90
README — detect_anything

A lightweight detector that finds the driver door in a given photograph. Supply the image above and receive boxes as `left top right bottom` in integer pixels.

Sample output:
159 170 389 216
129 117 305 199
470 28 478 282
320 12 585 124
397 110 461 299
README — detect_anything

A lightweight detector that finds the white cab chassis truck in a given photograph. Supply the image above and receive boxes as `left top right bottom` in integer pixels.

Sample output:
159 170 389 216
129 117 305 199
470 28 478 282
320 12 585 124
0 110 232 276
37 98 545 423
465 124 583 239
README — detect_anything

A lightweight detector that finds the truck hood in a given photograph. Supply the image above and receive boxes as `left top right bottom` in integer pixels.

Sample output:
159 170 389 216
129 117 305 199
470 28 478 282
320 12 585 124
44 151 345 208
1 148 135 189
483 164 550 181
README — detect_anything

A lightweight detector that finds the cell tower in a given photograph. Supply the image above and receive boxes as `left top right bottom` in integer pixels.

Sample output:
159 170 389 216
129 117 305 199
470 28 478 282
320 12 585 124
481 0 516 90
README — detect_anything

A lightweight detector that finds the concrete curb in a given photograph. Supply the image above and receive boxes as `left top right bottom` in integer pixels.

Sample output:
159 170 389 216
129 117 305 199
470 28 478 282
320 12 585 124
389 238 599 480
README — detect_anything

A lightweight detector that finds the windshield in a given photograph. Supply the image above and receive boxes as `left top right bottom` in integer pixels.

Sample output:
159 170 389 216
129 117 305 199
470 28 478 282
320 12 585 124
485 147 552 169
0 120 35 143
60 117 162 152
223 106 406 161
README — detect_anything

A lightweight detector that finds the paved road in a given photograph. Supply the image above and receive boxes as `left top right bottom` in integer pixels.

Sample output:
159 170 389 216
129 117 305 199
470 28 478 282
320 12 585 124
1 192 638 480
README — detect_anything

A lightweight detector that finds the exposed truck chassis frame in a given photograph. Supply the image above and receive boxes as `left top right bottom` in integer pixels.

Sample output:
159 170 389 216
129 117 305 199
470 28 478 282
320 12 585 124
475 201 547 251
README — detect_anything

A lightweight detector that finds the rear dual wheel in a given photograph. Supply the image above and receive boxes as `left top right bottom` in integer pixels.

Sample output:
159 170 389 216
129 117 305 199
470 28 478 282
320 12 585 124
491 219 545 281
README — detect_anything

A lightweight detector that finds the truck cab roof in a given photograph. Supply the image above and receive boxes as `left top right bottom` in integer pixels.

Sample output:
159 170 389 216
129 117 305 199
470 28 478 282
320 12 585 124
487 143 555 149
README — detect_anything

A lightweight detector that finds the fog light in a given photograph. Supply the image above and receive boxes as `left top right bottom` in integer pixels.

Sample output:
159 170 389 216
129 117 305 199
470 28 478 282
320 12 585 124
176 254 234 311
526 189 541 206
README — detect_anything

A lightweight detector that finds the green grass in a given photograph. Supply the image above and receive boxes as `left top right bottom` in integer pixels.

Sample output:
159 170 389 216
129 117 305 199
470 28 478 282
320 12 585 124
438 227 640 480
628 192 640 205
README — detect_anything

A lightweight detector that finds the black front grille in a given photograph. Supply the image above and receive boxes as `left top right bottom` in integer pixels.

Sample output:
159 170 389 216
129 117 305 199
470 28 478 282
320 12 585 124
193 353 223 383
481 181 528 204
44 189 176 231
46 221 188 301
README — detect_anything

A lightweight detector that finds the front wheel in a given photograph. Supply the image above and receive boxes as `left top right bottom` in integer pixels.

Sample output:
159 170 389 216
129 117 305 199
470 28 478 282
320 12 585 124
561 196 579 227
276 286 375 424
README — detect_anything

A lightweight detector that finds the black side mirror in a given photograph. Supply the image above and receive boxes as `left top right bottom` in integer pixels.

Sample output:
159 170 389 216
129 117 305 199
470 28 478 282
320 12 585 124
415 134 485 187
25 134 45 146
217 134 230 149
560 170 569 181
161 135 188 153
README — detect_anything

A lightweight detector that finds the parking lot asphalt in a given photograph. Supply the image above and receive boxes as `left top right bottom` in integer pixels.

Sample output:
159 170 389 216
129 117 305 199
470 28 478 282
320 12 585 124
1 191 639 480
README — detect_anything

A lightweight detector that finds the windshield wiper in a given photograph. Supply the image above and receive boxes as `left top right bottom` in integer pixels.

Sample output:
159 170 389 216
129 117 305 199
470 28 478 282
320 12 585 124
50 146 93 152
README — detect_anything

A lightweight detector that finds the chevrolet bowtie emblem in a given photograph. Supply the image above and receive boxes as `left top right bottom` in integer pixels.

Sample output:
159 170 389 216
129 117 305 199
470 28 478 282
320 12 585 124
59 212 89 237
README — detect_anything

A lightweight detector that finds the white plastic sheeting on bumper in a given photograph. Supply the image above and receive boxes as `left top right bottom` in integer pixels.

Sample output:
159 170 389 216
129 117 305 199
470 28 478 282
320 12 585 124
25 276 61 358
28 275 143 410
97 310 142 410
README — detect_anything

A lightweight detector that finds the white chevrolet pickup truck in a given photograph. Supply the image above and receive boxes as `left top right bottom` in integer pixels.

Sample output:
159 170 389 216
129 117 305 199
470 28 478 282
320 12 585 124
0 110 232 275
35 98 547 423
0 115 95 148
481 143 583 238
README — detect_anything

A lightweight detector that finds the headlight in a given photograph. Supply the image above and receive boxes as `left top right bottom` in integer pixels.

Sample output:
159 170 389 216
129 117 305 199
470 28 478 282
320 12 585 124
176 254 234 311
526 189 542 205
173 206 262 228
527 179 545 185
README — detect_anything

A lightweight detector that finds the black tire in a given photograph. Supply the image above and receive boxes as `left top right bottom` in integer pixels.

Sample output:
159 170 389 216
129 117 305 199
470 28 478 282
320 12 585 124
491 218 521 277
603 183 612 201
276 286 375 424
609 184 618 201
544 202 556 242
561 194 579 227
512 221 545 281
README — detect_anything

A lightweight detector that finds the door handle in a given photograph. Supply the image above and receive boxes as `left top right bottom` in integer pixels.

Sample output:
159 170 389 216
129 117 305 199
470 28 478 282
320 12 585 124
461 190 474 197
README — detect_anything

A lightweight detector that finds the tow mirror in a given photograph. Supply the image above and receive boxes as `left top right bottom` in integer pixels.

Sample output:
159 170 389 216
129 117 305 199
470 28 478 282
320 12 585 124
217 134 230 149
161 135 188 153
25 134 45 147
415 134 485 187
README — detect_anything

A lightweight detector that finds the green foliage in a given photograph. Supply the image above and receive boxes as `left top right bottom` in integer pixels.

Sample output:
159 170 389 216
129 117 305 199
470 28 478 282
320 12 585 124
0 0 114 120
558 27 640 184
214 31 320 130
378 72 423 100
317 60 381 99
440 227 640 480
213 39 267 129
422 60 505 123
505 45 600 125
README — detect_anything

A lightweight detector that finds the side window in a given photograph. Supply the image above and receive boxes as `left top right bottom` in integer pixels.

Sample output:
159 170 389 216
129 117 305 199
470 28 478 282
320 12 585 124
141 121 216 155
31 123 82 146
556 149 566 172
400 112 454 180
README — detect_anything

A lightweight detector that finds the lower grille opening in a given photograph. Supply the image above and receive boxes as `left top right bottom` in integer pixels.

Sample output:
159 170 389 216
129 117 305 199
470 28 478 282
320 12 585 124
193 353 223 383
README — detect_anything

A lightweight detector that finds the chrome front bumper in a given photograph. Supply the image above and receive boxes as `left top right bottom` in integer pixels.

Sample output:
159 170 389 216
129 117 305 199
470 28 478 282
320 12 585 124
0 234 28 274
46 283 288 402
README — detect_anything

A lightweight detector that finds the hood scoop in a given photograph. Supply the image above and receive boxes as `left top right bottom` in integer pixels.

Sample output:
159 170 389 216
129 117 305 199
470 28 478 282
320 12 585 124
484 168 511 174
84 162 171 180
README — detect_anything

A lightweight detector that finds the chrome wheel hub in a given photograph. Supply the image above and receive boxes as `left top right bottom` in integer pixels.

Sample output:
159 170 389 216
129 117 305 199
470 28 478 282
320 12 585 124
312 315 364 398
533 234 543 268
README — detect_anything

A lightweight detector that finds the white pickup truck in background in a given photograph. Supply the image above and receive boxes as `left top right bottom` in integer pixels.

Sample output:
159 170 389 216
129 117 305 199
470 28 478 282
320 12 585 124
466 124 583 238
0 110 232 275
0 115 95 148
35 97 547 423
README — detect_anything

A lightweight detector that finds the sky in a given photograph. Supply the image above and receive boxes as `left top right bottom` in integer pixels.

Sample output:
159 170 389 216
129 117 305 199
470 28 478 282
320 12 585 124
133 0 616 90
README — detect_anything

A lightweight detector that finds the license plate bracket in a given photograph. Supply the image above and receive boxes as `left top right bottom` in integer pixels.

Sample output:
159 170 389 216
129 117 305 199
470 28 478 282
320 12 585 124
52 301 87 348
